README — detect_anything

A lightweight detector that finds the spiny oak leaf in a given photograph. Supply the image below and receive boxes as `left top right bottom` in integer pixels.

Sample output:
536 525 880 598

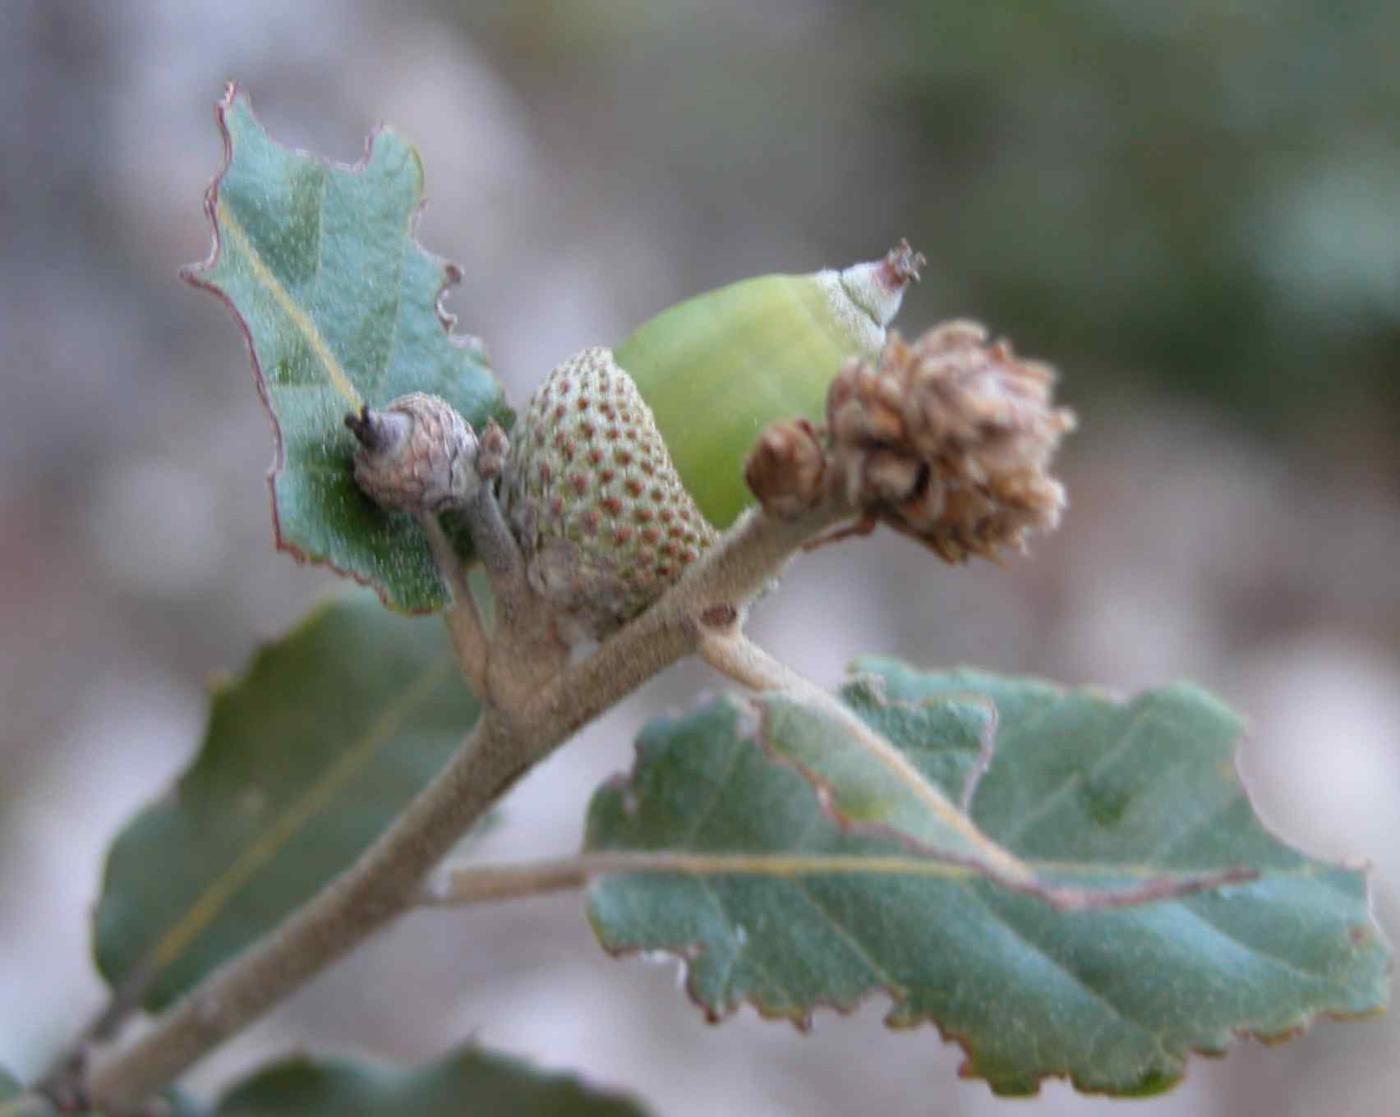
185 84 508 612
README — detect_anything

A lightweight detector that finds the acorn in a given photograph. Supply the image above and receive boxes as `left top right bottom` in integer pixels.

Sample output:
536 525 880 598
503 243 922 640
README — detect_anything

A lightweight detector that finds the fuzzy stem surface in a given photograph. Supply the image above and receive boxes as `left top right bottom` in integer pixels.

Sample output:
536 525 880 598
86 503 844 1113
421 514 492 695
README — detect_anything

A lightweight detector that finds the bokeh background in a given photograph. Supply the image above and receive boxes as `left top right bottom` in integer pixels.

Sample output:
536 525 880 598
2 2 1398 1113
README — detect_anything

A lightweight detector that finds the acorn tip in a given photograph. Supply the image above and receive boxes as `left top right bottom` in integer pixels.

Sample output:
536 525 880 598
883 239 926 287
345 405 379 448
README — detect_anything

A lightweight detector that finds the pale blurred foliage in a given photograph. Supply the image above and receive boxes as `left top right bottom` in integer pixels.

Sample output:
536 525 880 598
1 2 1396 1114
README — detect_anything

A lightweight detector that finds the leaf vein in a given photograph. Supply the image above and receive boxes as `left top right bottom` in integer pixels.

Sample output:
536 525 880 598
967 890 1167 1052
1179 901 1332 983
787 877 905 993
148 657 457 974
999 698 1168 847
684 735 750 848
374 199 413 394
217 198 361 408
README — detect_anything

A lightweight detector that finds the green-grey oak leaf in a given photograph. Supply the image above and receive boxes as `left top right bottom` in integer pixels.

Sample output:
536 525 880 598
583 663 1390 1096
0 1070 53 1117
95 592 480 1011
760 671 1255 906
0 1098 53 1117
185 83 509 612
216 1047 649 1116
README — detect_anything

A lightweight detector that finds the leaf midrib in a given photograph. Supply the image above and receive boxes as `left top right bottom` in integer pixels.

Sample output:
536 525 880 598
148 657 458 976
583 849 1322 884
217 197 362 409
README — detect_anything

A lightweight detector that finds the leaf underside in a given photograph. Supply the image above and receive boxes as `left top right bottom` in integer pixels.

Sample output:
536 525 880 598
186 83 508 612
216 1047 649 1117
584 659 1390 1096
94 593 480 1011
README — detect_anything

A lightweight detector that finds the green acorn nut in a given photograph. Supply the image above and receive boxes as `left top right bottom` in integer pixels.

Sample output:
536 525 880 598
504 243 921 640
616 240 923 529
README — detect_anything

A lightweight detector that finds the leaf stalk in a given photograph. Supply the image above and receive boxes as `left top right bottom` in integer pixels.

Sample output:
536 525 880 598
85 502 845 1112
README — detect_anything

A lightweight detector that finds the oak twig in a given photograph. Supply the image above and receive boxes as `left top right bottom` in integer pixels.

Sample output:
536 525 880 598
420 515 490 696
428 421 568 707
85 501 847 1113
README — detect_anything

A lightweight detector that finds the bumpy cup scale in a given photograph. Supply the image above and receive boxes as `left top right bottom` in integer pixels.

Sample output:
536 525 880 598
504 347 715 641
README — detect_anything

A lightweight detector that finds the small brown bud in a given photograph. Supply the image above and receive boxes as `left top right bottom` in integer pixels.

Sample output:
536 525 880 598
699 603 738 629
346 392 477 516
476 418 510 481
826 322 1075 563
744 418 827 519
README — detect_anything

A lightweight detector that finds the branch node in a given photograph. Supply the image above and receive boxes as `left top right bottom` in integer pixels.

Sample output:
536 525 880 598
744 417 827 519
85 502 844 1111
699 603 738 630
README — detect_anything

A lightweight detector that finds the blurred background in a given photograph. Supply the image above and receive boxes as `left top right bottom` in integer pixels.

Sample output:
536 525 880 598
2 1 1397 1113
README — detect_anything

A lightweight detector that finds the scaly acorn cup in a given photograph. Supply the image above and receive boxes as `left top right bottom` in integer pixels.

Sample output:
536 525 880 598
504 243 922 641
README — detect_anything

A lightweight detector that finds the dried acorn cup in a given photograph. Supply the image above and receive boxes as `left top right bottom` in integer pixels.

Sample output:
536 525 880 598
502 243 923 642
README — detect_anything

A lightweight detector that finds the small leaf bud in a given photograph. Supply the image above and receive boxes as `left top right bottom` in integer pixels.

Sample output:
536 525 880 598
744 418 827 519
476 419 510 482
345 392 478 516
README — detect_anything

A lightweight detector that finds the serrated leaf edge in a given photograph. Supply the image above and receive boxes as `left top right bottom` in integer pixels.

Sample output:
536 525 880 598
586 686 1391 1097
849 658 1384 886
181 81 503 613
216 1044 647 1115
94 592 462 1009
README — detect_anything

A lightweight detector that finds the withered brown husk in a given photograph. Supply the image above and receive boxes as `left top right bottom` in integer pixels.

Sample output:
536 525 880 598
826 321 1075 562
